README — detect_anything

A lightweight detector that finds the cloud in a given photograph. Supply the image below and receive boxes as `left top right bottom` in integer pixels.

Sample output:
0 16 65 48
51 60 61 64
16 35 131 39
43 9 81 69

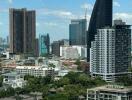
36 22 40 27
43 22 58 27
0 8 8 13
0 22 3 26
114 13 132 24
37 8 77 19
113 1 120 7
81 3 93 10
8 0 13 4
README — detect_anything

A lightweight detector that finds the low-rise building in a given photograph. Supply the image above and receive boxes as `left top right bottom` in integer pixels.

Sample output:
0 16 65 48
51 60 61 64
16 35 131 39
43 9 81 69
60 46 87 59
3 72 26 88
87 85 132 100
16 66 55 77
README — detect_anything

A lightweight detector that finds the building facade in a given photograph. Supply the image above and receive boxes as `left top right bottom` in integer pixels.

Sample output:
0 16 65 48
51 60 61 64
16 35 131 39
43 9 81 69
69 19 87 45
16 66 55 77
51 39 69 57
3 72 26 88
87 85 132 100
39 34 50 56
60 46 87 59
51 41 60 57
34 38 39 57
10 8 36 55
90 22 131 82
87 0 113 61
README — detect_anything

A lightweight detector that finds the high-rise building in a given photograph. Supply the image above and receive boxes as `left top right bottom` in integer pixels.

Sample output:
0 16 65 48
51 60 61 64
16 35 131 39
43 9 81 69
6 36 9 46
51 41 60 57
87 0 113 61
35 38 39 57
69 19 87 45
51 39 68 57
39 34 50 56
90 21 131 82
9 8 36 55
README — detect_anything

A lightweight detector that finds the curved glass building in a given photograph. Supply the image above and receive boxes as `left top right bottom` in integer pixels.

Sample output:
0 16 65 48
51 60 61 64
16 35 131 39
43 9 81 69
87 0 113 61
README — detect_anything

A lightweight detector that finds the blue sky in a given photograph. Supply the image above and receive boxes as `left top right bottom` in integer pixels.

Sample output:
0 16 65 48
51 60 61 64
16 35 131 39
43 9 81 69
0 0 132 42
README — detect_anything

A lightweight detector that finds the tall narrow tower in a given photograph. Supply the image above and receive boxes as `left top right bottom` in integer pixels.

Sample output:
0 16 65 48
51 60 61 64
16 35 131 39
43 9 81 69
87 0 113 61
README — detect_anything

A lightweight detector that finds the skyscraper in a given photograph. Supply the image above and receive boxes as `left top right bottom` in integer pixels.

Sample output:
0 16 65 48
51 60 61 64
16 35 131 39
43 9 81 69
35 38 39 57
51 39 69 57
10 8 36 55
87 0 113 61
39 34 50 56
51 41 60 57
69 19 87 45
90 21 131 82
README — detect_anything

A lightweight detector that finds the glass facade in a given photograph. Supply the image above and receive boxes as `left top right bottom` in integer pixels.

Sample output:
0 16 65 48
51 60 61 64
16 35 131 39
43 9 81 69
87 0 113 61
69 19 87 45
39 34 50 56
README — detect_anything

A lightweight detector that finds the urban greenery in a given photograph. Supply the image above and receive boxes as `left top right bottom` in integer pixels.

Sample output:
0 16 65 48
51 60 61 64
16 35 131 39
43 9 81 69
21 72 106 99
116 75 132 86
0 72 107 99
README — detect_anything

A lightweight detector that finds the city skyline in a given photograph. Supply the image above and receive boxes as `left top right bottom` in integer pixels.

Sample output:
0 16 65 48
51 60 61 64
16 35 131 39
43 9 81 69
0 0 132 42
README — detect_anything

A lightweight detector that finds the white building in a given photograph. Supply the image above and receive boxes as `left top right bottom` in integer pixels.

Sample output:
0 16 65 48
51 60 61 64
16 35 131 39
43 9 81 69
90 23 131 82
60 46 87 59
3 72 26 88
16 66 55 77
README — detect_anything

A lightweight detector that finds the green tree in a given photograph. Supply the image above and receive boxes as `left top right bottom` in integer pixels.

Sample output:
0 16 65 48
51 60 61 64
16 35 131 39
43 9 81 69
74 59 81 66
55 77 70 87
0 75 3 87
49 63 56 68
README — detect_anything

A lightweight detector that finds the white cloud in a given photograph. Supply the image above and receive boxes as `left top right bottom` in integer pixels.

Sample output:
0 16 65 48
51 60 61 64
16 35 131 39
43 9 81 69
8 0 13 4
114 13 132 24
0 8 8 13
81 3 93 10
37 8 77 19
113 1 120 7
43 22 58 27
0 22 3 26
36 22 40 27
46 10 76 19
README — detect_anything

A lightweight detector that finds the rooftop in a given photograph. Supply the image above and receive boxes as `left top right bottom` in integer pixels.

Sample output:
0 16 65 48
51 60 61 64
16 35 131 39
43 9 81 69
88 85 132 93
16 66 54 70
2 72 20 77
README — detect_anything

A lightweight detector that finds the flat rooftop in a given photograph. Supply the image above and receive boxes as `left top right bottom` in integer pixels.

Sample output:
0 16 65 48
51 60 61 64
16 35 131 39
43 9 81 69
88 85 132 93
2 72 20 77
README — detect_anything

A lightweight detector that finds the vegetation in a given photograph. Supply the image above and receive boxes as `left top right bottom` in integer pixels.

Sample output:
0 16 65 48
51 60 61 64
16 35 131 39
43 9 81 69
0 75 3 87
0 87 15 98
116 75 132 86
49 63 56 68
22 72 106 99
0 72 106 99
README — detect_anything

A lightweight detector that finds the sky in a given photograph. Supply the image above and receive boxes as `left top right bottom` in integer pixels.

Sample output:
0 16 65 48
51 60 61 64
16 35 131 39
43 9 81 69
0 0 132 42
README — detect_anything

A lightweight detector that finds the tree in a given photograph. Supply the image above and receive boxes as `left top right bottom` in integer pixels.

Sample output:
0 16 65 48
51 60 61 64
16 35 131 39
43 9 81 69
55 77 70 87
47 93 68 100
128 67 132 72
49 63 56 68
116 75 132 86
65 72 80 84
41 76 52 85
0 75 3 87
74 59 81 66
